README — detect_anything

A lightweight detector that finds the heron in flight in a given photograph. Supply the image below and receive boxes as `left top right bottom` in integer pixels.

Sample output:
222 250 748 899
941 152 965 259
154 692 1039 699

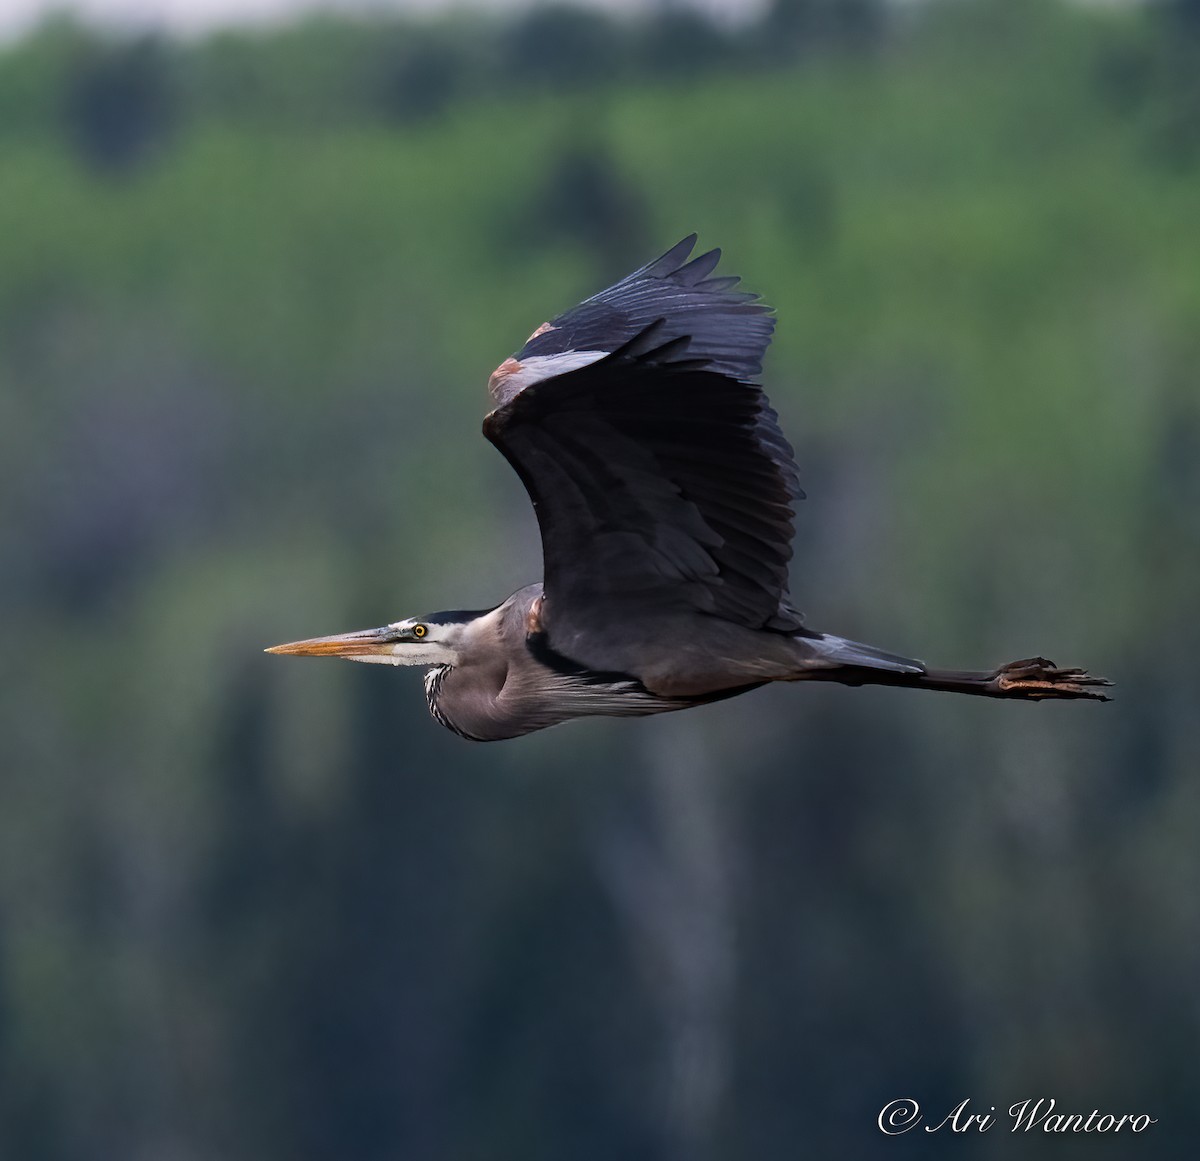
268 237 1110 740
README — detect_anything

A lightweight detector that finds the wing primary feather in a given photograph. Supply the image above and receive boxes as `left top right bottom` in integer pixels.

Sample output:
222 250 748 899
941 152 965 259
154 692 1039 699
675 248 722 285
640 234 699 277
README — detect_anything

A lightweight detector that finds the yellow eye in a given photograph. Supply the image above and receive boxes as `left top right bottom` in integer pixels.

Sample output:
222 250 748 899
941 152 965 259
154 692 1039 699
412 624 427 639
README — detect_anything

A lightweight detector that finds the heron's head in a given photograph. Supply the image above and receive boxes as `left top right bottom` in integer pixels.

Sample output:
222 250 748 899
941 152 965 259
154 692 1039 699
266 611 480 668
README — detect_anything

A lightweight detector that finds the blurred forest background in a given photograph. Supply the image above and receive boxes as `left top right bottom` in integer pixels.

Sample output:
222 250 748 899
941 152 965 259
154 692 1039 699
1 0 1199 1158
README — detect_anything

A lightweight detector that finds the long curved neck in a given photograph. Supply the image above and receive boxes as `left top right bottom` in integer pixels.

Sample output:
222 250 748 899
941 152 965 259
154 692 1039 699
420 586 542 740
423 662 507 741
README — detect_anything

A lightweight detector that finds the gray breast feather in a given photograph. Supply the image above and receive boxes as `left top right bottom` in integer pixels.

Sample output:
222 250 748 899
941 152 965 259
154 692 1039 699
423 662 686 741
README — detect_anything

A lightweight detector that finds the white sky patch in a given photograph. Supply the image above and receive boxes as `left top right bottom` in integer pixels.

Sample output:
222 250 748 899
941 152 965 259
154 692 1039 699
0 0 769 43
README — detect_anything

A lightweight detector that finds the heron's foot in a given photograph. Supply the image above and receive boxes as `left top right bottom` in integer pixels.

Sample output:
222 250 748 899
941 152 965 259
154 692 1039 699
993 657 1113 701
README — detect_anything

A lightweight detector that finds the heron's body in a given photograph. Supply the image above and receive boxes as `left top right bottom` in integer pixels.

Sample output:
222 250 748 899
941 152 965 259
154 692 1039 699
414 583 811 741
269 237 1109 739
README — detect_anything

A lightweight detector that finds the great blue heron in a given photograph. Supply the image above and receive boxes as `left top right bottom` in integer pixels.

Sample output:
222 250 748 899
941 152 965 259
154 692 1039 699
268 237 1110 740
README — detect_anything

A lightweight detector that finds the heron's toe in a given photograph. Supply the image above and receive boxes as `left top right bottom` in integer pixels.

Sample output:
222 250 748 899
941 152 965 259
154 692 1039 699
994 657 1113 701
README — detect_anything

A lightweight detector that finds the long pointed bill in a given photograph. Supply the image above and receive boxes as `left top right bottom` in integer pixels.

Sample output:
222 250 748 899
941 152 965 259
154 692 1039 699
265 626 401 660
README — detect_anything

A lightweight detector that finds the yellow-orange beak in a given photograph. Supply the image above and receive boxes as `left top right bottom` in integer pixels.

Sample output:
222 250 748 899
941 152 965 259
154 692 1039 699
265 625 401 659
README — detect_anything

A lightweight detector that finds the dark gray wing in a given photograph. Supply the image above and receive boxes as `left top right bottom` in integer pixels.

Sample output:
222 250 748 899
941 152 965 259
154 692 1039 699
483 240 803 640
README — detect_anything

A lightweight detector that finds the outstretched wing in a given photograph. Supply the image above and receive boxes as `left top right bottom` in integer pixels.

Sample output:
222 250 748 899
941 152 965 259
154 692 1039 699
483 237 803 647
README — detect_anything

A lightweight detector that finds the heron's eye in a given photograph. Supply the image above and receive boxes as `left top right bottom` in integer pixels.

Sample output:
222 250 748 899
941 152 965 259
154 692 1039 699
412 624 427 639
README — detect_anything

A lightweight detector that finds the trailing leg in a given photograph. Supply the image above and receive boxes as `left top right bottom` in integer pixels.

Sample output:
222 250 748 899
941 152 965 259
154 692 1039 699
801 654 1112 702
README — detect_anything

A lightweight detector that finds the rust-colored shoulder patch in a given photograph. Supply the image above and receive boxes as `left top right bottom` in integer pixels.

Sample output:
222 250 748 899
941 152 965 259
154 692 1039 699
526 321 555 341
525 593 544 635
488 357 522 400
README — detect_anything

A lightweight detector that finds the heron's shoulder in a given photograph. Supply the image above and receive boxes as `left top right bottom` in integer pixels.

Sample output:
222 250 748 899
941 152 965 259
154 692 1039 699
484 584 545 640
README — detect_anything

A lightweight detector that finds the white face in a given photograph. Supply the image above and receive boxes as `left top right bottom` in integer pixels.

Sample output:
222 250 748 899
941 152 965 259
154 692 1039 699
352 618 462 667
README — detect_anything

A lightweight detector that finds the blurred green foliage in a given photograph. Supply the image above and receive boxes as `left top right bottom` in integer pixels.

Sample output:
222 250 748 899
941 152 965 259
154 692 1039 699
0 2 1198 1159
